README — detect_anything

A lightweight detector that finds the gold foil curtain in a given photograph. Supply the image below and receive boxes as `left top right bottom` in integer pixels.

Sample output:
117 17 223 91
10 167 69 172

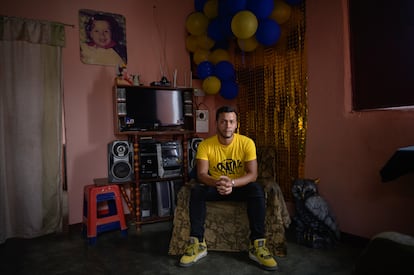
235 2 307 201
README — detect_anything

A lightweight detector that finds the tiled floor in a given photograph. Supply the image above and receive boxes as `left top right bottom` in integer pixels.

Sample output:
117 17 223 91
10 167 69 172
0 220 367 275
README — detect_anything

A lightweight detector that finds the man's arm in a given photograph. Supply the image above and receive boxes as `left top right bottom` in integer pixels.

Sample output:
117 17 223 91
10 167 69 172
231 159 258 188
197 158 258 196
215 159 258 195
196 159 219 187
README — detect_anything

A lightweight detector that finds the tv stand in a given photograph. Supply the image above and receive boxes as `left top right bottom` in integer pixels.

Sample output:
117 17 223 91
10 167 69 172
128 133 192 230
112 81 195 231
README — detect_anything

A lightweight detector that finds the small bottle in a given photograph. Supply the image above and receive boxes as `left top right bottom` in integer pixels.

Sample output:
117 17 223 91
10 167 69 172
132 75 140 86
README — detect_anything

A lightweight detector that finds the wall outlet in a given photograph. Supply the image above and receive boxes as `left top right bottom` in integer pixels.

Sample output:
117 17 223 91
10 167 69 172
194 88 205 96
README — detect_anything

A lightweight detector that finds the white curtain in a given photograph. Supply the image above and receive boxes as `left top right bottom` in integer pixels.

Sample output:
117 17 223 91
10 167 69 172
0 16 66 243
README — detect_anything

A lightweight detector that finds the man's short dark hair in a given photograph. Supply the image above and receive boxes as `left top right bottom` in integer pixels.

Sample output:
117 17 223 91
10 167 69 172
216 106 238 121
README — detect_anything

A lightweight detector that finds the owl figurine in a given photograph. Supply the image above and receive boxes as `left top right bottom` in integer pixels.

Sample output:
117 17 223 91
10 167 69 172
292 178 340 248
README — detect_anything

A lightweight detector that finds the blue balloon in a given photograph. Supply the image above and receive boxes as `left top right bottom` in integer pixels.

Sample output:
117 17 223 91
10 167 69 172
215 61 236 81
207 18 225 42
197 61 214 79
256 19 281 46
247 0 274 19
224 0 248 17
208 17 233 42
219 80 239 100
194 0 208 12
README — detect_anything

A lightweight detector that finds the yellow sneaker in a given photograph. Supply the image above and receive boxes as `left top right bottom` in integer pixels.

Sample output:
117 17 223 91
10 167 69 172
179 237 208 267
249 238 278 271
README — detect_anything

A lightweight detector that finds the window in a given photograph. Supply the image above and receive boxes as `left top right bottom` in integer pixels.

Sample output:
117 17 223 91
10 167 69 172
349 0 414 110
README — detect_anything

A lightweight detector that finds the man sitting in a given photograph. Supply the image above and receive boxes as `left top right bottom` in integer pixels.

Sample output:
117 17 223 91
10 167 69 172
179 105 278 271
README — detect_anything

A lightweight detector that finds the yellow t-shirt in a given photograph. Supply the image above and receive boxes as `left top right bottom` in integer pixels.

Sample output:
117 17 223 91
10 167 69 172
196 133 256 180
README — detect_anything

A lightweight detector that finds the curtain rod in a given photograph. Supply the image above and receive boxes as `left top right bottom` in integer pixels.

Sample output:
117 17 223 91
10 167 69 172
1 15 75 28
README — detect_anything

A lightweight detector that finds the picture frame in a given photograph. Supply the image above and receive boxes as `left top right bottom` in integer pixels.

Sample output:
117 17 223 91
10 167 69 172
79 9 127 66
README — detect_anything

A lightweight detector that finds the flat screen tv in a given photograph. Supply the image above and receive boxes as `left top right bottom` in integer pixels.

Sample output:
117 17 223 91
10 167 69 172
123 87 184 131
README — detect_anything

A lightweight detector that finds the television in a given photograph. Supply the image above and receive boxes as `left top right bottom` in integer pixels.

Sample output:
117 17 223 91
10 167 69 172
123 87 185 131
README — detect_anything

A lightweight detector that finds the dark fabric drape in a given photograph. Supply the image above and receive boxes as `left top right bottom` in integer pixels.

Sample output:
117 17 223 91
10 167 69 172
0 15 66 243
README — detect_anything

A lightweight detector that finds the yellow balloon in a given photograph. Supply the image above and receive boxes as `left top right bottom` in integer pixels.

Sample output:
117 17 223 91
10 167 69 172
203 0 218 19
237 37 259 52
185 35 199 52
186 12 209 36
231 11 258 39
193 49 210 65
270 0 292 25
202 76 221 95
197 34 215 50
209 49 230 64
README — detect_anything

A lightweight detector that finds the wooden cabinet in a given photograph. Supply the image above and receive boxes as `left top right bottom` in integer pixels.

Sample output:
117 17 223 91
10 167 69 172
113 83 195 230
129 134 191 227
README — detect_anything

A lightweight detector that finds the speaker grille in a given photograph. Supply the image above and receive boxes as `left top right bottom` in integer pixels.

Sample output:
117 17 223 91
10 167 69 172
111 161 133 180
108 140 134 183
188 138 203 177
112 141 130 157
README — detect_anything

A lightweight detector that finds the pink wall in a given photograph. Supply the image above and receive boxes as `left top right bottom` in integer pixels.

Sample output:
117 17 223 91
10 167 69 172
306 0 414 238
3 0 413 239
1 0 232 225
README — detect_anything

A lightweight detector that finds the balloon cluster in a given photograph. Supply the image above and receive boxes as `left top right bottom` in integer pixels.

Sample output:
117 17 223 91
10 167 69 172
185 0 301 99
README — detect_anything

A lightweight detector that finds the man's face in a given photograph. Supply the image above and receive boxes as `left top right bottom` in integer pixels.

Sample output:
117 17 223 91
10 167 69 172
216 112 237 139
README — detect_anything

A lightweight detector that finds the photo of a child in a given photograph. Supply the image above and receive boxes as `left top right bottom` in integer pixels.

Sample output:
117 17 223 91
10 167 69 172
79 9 127 66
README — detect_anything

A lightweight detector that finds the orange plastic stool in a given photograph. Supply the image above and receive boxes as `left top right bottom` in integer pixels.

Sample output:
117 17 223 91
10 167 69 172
82 184 128 244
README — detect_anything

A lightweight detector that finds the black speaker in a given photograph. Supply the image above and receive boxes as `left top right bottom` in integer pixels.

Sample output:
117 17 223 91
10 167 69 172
187 137 203 177
108 140 134 183
140 183 152 218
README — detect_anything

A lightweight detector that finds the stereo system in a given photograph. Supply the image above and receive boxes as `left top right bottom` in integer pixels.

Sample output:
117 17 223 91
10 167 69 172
108 139 185 219
139 139 183 179
138 141 159 179
108 140 135 183
108 139 189 181
157 141 183 178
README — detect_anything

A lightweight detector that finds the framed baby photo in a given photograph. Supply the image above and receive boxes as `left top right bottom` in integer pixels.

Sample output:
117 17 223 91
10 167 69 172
79 9 128 66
